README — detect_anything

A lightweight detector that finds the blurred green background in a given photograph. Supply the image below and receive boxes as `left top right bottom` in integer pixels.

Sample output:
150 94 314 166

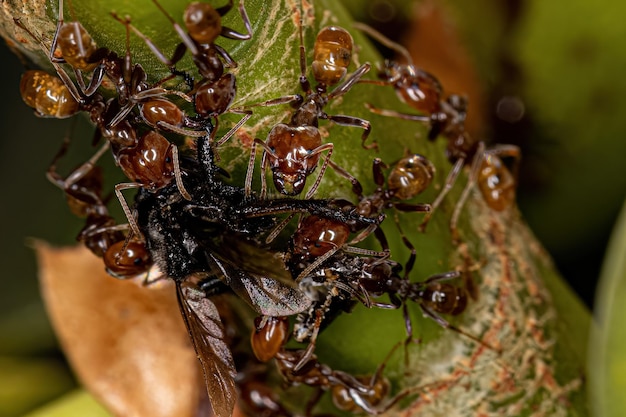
1 0 625 415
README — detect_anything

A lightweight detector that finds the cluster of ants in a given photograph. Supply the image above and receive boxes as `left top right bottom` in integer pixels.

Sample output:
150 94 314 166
15 1 521 416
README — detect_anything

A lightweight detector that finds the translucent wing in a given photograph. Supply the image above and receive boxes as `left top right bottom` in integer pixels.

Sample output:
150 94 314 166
176 282 237 417
206 236 313 316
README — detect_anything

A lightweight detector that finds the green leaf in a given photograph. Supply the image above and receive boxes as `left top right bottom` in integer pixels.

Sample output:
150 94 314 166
0 0 592 415
589 198 626 417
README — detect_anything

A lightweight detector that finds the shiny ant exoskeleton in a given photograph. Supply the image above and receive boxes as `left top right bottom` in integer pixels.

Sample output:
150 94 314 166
19 70 80 119
15 16 193 238
132 133 386 417
46 129 151 278
244 20 373 199
117 0 253 144
352 154 434 270
354 23 521 238
251 315 409 416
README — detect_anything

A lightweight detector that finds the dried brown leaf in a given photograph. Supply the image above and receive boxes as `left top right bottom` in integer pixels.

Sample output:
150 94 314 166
34 241 205 417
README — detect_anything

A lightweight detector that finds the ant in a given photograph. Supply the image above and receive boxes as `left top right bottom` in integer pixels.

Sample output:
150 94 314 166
133 133 385 416
351 153 435 271
244 17 373 199
354 256 497 353
46 127 151 278
116 0 253 145
354 23 521 238
15 16 193 239
42 0 172 106
251 316 410 416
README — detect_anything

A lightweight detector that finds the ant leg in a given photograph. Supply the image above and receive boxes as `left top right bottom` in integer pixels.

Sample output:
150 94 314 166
49 0 67 63
295 8 311 94
247 139 276 199
214 0 234 18
114 182 143 239
171 145 191 201
214 109 253 147
265 213 297 244
419 303 498 351
219 0 253 41
342 224 390 259
488 143 522 181
303 143 334 199
150 0 200 57
326 114 375 150
422 269 461 284
237 94 302 111
244 139 259 197
327 159 363 196
327 63 371 100
295 245 342 282
392 211 417 278
352 22 415 65
450 142 486 242
364 102 431 123
419 157 465 232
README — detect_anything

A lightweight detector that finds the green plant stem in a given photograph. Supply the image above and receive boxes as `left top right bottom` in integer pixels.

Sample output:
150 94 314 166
0 0 591 415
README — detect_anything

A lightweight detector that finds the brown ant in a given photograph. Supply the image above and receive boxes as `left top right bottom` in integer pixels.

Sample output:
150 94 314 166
43 0 174 106
352 154 435 271
355 258 496 353
19 70 81 119
116 0 253 144
244 19 373 199
251 316 410 416
15 16 193 238
46 129 151 278
354 23 521 238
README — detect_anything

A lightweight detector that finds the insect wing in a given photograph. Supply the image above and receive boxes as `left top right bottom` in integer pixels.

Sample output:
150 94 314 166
207 249 312 317
176 282 237 417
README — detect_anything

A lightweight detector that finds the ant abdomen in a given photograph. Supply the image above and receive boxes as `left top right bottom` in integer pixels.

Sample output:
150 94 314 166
115 131 175 190
140 99 186 128
478 154 517 211
184 2 224 45
56 21 100 71
103 240 152 278
387 154 435 200
419 282 468 316
312 26 353 87
251 316 290 362
331 375 389 413
194 73 237 117
20 70 79 118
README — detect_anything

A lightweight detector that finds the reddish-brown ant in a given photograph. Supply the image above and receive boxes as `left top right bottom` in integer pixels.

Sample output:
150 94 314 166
354 23 521 238
44 0 174 106
117 0 253 144
15 16 192 238
355 257 496 353
352 154 434 271
46 129 151 278
251 316 409 416
244 19 373 199
19 70 80 119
